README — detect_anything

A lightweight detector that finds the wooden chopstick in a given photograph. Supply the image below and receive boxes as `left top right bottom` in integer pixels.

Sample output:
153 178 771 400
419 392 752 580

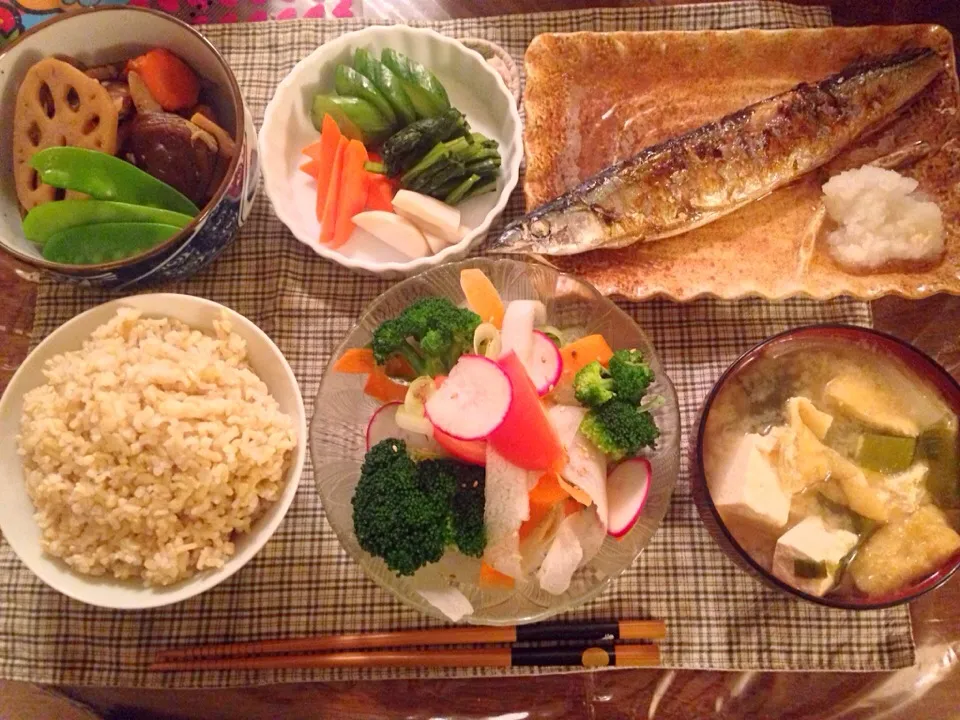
154 619 667 664
150 642 660 671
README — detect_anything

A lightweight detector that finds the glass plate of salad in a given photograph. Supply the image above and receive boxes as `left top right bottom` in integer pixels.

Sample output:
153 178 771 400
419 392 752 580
311 258 681 625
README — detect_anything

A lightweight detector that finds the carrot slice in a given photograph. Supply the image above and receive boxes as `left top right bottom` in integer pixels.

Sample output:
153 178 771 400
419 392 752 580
127 48 199 112
299 159 320 177
365 174 395 212
302 138 325 161
559 334 614 384
363 367 408 404
331 139 368 249
479 561 515 589
333 347 376 374
314 114 343 222
460 268 504 328
528 471 570 508
319 136 347 245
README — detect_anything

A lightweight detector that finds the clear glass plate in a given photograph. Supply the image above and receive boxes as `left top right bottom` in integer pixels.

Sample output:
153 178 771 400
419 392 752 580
310 258 681 625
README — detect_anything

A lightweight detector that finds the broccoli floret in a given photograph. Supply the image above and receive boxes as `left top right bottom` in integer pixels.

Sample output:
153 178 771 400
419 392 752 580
449 463 486 557
579 399 660 461
352 443 487 576
352 439 451 576
607 349 655 404
573 361 615 408
371 297 481 377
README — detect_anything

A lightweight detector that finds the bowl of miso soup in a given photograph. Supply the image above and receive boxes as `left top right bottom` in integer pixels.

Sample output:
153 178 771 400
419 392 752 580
695 325 960 609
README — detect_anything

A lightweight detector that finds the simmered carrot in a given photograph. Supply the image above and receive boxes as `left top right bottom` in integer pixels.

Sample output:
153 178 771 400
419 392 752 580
333 347 376 374
299 159 320 177
559 334 614 383
479 561 515 589
460 268 504 328
331 139 368 249
363 366 408 404
319 136 347 245
365 174 395 212
127 48 199 112
314 114 343 222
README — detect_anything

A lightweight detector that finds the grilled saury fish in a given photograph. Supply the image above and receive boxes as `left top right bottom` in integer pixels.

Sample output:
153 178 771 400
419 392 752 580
491 48 944 256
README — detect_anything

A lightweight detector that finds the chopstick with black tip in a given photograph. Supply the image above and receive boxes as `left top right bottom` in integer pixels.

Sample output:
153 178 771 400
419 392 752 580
152 619 666 666
150 641 660 671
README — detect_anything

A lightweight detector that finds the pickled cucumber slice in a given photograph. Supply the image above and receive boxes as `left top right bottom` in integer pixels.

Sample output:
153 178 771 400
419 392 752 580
855 433 916 473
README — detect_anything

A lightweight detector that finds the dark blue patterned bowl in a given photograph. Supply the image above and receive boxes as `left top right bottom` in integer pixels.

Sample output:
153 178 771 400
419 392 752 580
0 7 258 290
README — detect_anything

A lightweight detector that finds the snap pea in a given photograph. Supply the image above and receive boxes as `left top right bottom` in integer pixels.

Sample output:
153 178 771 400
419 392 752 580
23 200 192 245
352 49 417 126
381 49 450 117
311 94 393 145
334 64 398 128
41 222 180 265
30 147 199 216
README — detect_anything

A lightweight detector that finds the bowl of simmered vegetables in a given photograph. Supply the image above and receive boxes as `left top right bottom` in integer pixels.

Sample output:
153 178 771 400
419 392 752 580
694 325 960 609
0 7 259 289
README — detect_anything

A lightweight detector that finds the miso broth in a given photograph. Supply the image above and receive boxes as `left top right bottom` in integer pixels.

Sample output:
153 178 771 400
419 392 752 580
703 337 960 600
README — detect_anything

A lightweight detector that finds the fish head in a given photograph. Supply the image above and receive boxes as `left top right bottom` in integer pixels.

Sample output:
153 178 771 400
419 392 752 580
489 201 610 256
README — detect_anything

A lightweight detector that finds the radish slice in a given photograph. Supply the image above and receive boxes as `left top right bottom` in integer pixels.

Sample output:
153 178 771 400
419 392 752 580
606 457 652 538
424 355 512 441
499 300 546 368
528 330 562 395
366 402 443 455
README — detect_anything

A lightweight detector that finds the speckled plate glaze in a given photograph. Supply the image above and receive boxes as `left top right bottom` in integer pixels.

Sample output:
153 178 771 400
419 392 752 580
523 26 960 301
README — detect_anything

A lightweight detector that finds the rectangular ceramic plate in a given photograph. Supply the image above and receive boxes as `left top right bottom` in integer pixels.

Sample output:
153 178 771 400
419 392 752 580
522 26 960 300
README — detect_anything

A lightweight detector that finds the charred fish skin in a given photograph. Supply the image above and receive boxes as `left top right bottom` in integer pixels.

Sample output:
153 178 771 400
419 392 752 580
492 47 944 256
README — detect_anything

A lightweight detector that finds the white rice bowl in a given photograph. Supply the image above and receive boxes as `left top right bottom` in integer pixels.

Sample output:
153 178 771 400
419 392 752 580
822 165 945 272
17 308 298 587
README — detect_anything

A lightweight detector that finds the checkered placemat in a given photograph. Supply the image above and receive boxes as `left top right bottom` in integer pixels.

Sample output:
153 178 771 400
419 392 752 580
0 3 916 688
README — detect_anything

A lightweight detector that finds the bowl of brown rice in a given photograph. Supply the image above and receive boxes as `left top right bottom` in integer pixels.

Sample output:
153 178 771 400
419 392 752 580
0 294 306 609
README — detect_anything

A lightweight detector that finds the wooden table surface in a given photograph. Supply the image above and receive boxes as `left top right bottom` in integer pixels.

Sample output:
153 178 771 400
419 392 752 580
3 1 960 718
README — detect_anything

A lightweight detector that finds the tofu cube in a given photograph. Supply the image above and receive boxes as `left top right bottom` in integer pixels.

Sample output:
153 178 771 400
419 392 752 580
712 433 791 532
772 516 859 596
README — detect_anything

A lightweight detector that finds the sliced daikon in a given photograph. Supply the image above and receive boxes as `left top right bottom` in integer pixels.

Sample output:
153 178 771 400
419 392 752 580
392 189 461 242
606 457 651 538
547 404 609 528
423 231 448 255
424 355 512 440
499 300 546 372
537 518 583 596
352 211 430 259
483 444 531 579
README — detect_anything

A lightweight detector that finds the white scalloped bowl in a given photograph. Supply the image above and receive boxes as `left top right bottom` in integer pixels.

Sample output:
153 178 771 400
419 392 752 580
259 26 523 277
